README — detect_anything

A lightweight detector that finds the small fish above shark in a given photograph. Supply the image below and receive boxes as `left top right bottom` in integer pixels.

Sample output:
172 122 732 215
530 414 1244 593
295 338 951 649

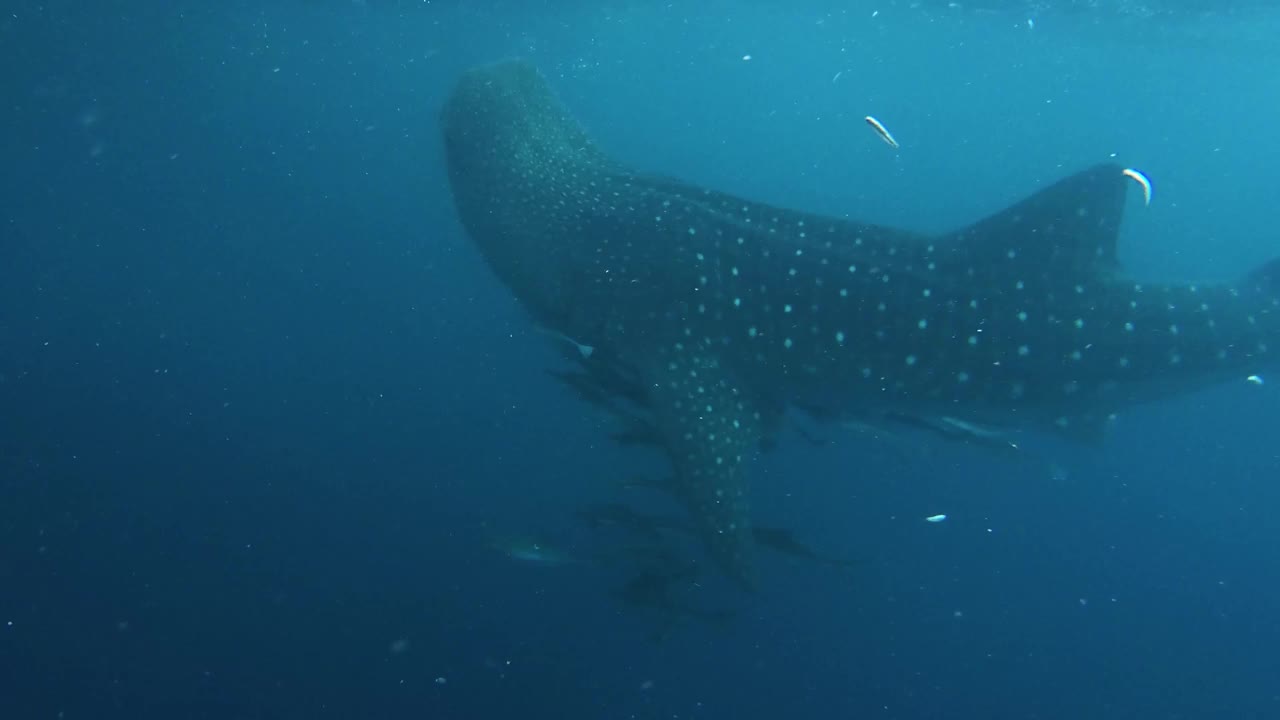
441 59 1280 588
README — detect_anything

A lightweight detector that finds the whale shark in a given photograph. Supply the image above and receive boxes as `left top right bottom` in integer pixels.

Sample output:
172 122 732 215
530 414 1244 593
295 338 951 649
441 59 1279 587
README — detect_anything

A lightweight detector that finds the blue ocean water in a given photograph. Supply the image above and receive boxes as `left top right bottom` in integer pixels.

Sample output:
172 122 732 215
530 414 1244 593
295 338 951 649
3 1 1279 718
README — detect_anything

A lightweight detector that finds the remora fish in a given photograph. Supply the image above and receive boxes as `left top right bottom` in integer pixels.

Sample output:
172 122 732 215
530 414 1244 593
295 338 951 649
441 60 1280 588
490 535 577 567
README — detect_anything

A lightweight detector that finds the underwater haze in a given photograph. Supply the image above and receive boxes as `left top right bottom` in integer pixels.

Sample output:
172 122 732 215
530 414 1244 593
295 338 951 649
3 1 1280 718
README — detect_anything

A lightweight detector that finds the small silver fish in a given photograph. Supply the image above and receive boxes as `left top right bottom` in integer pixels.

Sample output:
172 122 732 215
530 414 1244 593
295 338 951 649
864 115 900 150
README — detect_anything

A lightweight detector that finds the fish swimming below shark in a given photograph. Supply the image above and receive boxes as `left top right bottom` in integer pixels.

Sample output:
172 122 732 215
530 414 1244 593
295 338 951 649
489 534 579 567
441 59 1280 589
577 500 858 571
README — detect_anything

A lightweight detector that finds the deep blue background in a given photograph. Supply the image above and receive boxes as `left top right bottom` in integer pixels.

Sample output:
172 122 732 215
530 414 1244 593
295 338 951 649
3 1 1279 718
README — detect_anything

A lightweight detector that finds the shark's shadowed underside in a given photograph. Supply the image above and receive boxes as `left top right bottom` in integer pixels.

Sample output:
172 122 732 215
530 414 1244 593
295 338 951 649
441 60 1280 588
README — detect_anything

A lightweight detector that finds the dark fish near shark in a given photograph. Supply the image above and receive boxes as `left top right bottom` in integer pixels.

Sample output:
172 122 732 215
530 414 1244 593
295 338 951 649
441 59 1280 588
578 501 858 570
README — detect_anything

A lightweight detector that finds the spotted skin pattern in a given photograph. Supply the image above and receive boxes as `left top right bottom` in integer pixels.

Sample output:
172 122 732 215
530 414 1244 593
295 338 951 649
442 60 1280 586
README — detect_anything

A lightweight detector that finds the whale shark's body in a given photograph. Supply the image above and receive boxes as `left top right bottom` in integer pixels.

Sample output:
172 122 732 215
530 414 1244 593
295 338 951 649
442 60 1279 586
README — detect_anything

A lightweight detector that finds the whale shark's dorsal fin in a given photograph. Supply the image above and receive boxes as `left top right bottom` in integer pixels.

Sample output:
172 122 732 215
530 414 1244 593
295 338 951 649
941 163 1130 286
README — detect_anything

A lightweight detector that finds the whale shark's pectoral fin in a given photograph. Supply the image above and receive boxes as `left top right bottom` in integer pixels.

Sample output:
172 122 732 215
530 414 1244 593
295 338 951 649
641 344 765 589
